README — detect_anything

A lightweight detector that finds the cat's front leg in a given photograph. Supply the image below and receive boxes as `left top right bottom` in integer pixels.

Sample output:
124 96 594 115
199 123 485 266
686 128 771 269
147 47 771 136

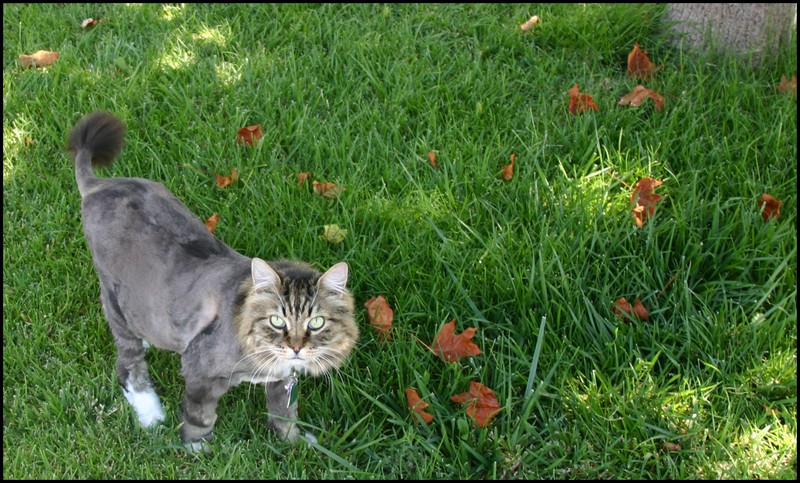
180 377 228 452
265 379 317 443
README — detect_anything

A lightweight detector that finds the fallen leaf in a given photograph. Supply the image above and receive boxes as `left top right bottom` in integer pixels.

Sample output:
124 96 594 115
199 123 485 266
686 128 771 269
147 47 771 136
613 297 649 321
613 297 633 319
618 85 665 112
312 180 345 199
297 172 312 186
632 298 650 321
432 319 482 363
630 177 663 227
81 17 102 28
216 173 231 188
776 74 797 97
501 153 515 181
364 295 393 340
520 15 539 31
204 213 220 233
320 224 347 244
236 124 262 146
215 168 238 188
19 50 59 69
661 441 682 452
627 43 655 80
405 388 434 424
450 381 501 428
428 151 438 169
759 193 782 221
567 83 599 115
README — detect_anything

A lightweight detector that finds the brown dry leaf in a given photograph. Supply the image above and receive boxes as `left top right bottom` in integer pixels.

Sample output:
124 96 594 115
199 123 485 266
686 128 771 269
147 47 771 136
759 193 782 221
776 74 797 97
236 124 262 146
405 388 434 424
618 85 665 112
320 224 347 244
614 297 649 321
81 17 102 28
297 172 312 187
627 43 655 80
432 319 482 363
19 50 59 69
312 180 345 199
567 83 599 115
428 151 438 169
450 381 501 428
630 177 664 227
632 298 650 321
204 213 220 233
520 15 539 31
501 153 515 181
364 295 393 340
661 441 682 452
613 297 633 319
215 168 237 188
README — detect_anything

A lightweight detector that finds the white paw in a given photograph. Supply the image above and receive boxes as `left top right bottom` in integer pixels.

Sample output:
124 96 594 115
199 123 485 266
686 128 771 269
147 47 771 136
301 431 318 444
123 382 165 428
184 440 212 454
141 340 151 350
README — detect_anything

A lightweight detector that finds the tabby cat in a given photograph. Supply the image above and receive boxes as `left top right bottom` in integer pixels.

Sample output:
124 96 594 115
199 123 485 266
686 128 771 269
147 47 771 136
68 111 358 451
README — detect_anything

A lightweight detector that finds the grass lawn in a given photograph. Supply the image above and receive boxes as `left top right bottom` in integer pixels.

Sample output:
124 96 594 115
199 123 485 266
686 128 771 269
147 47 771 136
3 3 796 479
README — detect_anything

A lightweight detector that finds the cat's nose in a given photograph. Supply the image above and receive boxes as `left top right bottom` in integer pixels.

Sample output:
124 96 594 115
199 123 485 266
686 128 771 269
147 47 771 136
291 344 302 354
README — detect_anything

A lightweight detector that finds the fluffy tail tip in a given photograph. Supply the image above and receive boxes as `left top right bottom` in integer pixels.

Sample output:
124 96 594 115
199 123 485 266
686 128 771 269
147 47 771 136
68 111 126 168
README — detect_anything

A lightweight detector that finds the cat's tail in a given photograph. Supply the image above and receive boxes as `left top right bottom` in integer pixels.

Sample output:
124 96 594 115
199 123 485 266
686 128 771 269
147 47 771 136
68 111 126 197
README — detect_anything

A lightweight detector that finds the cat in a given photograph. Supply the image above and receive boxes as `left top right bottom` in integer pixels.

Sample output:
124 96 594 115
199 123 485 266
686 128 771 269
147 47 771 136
67 111 358 451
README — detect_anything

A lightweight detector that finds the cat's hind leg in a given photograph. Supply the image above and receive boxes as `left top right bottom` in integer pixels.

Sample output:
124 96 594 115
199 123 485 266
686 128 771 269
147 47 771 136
100 286 165 428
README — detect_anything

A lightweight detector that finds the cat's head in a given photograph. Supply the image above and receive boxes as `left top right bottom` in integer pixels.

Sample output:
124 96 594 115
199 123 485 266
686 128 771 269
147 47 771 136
236 258 358 379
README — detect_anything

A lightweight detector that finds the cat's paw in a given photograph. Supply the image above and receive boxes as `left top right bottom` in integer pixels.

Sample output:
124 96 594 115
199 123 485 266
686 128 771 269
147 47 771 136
183 439 212 454
123 383 165 428
300 431 318 444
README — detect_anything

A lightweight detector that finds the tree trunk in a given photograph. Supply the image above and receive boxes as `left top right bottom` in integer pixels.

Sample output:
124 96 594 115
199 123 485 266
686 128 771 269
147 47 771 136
664 3 796 63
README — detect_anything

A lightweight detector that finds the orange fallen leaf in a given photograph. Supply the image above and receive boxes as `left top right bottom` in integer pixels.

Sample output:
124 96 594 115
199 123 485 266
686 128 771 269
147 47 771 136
297 172 312 186
215 168 238 188
567 83 599 115
19 50 59 69
236 124 262 146
632 298 650 321
613 297 649 321
627 43 655 80
312 180 345 199
204 213 220 233
776 74 796 97
405 388 434 424
759 193 782 221
364 295 393 340
520 15 539 31
81 17 102 28
216 173 231 188
428 151 438 169
630 177 663 227
613 297 633 319
618 85 665 112
450 381 501 428
432 319 482 363
501 153 515 181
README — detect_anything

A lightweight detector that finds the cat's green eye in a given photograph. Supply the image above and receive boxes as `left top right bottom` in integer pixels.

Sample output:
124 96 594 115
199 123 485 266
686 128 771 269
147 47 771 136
308 316 325 331
269 315 286 329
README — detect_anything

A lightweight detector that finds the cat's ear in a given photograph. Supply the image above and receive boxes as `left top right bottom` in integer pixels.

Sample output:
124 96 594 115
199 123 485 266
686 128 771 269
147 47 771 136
252 258 281 292
318 262 349 294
